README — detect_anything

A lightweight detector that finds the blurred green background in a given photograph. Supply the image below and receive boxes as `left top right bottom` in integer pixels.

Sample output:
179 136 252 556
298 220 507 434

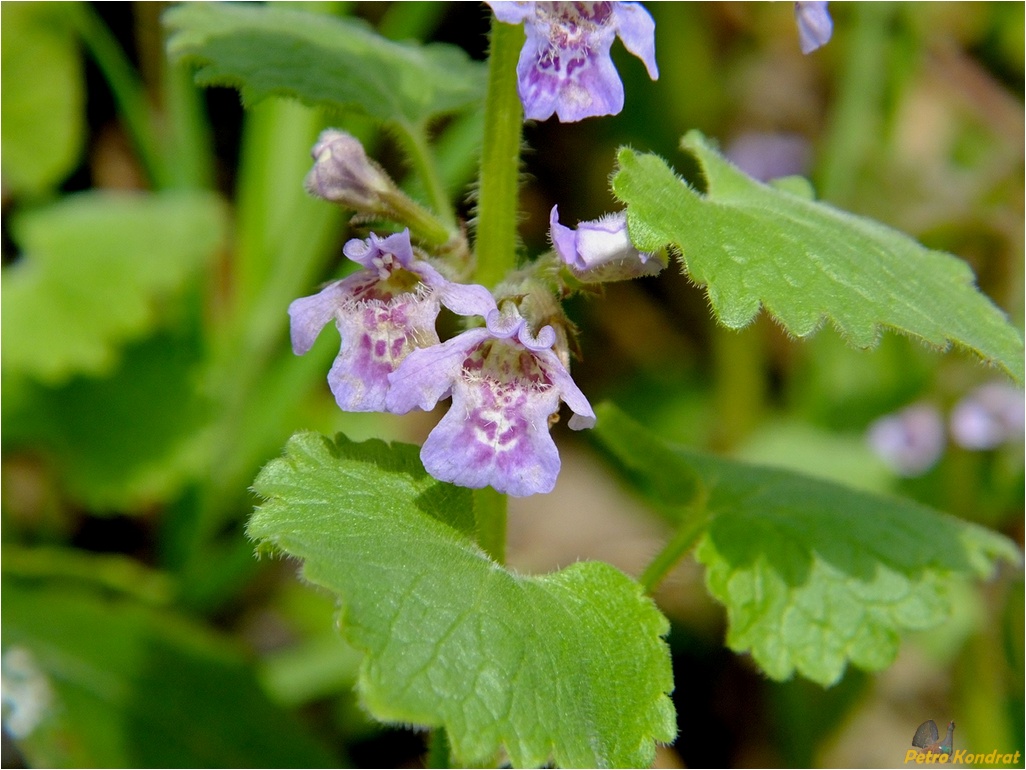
2 2 1023 767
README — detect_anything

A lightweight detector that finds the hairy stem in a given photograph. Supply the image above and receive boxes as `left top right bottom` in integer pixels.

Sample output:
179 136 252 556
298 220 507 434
640 509 709 594
474 15 525 288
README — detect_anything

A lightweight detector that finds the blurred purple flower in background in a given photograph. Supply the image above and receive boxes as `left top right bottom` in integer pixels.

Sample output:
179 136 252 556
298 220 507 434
794 1 832 54
549 205 664 282
724 132 811 183
950 383 1025 450
487 1 658 122
867 402 945 477
387 302 595 496
289 230 491 412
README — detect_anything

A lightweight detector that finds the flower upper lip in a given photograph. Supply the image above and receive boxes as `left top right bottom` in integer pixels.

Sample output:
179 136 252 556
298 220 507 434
487 1 658 123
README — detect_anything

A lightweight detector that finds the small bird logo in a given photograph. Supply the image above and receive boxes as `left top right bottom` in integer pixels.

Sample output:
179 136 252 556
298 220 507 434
912 719 955 755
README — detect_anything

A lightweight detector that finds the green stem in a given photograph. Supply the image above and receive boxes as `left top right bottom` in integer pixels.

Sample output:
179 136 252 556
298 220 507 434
464 14 524 566
427 727 453 769
3 545 173 606
710 324 764 451
474 487 508 564
162 59 215 190
817 3 894 205
392 120 457 233
639 508 708 594
474 16 525 288
72 4 169 188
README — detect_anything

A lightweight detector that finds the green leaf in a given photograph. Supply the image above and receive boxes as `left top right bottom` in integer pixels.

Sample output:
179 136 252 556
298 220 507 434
1 577 340 768
249 432 676 768
1 190 226 385
612 131 1025 382
593 402 1021 686
693 450 1019 685
0 2 84 195
164 3 486 127
3 332 212 512
589 401 703 521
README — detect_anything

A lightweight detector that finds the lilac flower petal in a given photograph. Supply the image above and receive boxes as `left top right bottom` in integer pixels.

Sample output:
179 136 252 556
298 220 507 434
612 3 659 79
342 229 415 273
795 1 832 54
485 306 527 340
515 5 620 121
575 212 636 268
440 281 498 317
411 260 497 318
494 1 658 122
534 347 596 430
517 322 556 351
555 48 625 122
485 0 534 25
386 328 491 414
419 371 564 497
329 294 442 412
390 298 594 494
514 28 574 122
549 206 579 266
550 205 663 282
288 281 349 355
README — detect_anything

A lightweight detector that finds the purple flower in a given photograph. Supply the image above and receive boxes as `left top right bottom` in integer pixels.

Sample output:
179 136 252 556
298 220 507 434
950 383 1025 450
386 302 596 496
550 205 664 282
289 229 492 412
867 403 945 477
794 2 832 54
488 1 658 123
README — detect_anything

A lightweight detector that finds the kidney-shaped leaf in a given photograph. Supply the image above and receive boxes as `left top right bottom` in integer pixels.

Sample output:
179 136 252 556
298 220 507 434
592 403 1021 686
612 131 1024 382
1 190 225 385
0 3 84 195
165 3 486 127
2 577 339 768
249 432 676 768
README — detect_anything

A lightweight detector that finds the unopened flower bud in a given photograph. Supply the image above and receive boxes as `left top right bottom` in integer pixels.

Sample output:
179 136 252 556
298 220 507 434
304 129 395 211
550 206 665 283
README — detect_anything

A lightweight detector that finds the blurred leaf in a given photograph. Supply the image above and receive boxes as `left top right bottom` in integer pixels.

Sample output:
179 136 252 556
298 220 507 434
1 578 341 768
734 419 892 494
259 633 363 707
4 332 212 512
249 432 676 768
164 3 486 127
1 191 226 385
612 131 1025 382
0 2 84 195
1 545 174 605
593 403 1021 686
